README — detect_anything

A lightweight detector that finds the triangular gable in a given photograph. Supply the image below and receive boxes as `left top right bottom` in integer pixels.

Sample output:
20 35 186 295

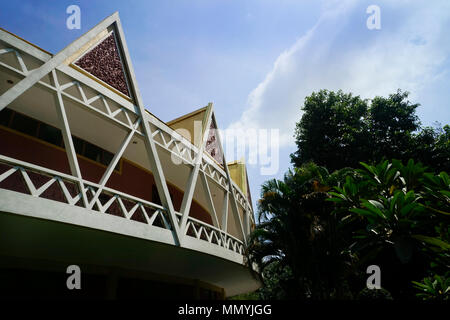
74 31 130 96
167 106 226 167
63 15 133 101
227 160 248 197
167 107 208 147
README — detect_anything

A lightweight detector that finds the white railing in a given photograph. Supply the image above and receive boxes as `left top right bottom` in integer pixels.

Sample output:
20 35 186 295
180 213 244 255
0 42 251 213
0 154 244 255
0 37 252 249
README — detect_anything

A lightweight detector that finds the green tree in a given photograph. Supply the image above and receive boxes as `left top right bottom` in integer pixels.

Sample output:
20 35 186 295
367 91 420 162
411 124 450 173
435 125 450 173
412 272 450 301
291 89 448 172
328 159 450 298
291 90 369 171
246 163 356 300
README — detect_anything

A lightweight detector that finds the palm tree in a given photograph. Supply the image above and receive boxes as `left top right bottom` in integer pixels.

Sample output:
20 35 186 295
246 163 355 299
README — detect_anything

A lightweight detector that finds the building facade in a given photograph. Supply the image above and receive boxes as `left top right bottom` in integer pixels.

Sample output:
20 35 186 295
0 12 259 299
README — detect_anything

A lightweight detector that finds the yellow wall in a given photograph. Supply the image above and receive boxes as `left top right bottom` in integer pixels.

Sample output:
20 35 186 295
227 161 248 197
167 108 207 147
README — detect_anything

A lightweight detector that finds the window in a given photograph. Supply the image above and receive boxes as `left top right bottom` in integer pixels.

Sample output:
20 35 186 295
101 150 114 166
38 123 63 147
0 108 13 127
10 112 39 137
84 141 102 163
101 150 120 171
1 108 121 172
72 136 84 154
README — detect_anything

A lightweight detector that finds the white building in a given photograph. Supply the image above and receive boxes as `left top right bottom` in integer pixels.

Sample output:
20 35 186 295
0 12 259 299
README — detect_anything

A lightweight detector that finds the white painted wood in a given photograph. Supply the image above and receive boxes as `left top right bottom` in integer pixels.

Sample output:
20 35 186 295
200 171 221 229
0 12 121 111
0 29 51 62
178 103 214 242
113 16 182 245
0 11 255 250
52 70 89 208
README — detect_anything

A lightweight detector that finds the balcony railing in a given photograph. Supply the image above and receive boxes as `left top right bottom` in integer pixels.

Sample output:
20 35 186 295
0 28 252 262
0 154 244 256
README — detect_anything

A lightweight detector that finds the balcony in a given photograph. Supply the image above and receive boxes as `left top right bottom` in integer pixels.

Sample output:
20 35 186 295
0 14 259 298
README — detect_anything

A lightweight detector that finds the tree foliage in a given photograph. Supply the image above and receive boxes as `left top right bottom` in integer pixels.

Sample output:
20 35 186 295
291 89 449 172
328 159 449 298
248 89 449 300
246 163 357 300
247 160 449 300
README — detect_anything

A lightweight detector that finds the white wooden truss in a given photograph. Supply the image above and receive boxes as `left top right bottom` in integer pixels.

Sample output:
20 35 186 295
0 12 254 259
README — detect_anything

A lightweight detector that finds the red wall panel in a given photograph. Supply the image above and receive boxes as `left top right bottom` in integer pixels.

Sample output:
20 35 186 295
0 127 212 225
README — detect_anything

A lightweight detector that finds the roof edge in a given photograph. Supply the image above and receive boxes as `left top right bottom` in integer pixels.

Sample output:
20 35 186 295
166 106 208 126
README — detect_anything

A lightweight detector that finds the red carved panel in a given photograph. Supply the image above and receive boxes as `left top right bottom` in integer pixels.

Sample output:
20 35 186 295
75 32 130 96
205 120 223 165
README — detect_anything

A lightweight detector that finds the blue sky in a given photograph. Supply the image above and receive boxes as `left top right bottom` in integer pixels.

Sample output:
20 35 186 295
2 0 450 211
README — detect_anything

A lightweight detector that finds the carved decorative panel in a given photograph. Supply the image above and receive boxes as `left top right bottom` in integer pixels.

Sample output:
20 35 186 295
75 33 130 96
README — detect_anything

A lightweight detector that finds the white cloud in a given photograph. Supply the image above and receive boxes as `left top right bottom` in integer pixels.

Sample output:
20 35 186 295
227 0 450 150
